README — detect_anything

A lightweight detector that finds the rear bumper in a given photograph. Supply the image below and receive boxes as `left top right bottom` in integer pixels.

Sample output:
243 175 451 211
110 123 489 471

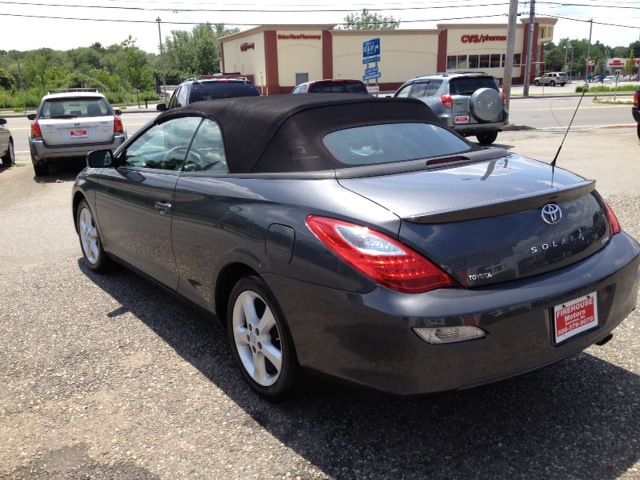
266 232 640 395
30 134 126 164
440 112 508 136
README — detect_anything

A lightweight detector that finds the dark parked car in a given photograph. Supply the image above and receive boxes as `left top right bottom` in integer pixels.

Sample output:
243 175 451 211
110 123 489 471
394 73 508 145
157 77 260 111
0 118 15 167
73 95 640 400
292 79 369 94
633 87 639 140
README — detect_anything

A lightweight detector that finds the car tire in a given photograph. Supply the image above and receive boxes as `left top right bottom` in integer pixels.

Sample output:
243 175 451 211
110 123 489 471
469 88 503 123
534 80 540 86
637 123 640 141
33 163 48 176
76 199 112 273
561 82 566 86
227 276 301 400
550 80 556 87
1 140 14 167
476 131 499 145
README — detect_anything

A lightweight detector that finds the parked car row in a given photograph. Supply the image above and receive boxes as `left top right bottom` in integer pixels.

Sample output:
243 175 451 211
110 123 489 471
0 117 15 167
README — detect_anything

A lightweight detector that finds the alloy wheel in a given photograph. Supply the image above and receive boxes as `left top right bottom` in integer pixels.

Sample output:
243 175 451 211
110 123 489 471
231 290 283 387
79 207 100 265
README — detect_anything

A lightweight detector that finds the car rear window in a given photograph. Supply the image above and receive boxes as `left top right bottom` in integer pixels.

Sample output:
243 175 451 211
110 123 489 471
308 81 368 94
189 81 260 102
323 123 471 165
39 97 112 118
449 77 499 95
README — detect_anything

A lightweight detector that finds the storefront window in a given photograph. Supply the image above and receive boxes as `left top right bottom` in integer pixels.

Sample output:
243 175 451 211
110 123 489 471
457 55 468 69
513 54 521 66
490 54 501 68
447 56 457 69
479 55 490 68
468 55 479 69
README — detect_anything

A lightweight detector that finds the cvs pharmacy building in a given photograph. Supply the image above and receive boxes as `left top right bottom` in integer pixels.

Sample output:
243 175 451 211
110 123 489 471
220 18 557 94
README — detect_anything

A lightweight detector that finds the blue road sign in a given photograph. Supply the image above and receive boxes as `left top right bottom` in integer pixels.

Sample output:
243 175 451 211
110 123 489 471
363 38 381 58
362 55 381 64
363 71 382 81
364 66 379 76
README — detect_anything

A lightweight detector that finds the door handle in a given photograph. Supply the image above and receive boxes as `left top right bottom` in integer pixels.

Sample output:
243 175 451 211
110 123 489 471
154 201 173 215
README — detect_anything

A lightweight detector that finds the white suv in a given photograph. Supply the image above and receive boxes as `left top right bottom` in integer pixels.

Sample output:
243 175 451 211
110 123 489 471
27 90 127 176
533 72 568 87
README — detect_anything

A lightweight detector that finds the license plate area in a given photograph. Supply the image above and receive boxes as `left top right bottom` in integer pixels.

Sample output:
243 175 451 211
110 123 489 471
70 129 88 138
454 115 470 124
553 292 598 344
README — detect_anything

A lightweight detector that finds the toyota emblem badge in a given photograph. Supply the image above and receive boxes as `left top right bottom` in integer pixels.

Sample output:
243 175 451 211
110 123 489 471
541 203 562 225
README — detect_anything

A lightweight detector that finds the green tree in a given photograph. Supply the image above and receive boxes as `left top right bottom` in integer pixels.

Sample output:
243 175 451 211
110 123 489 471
0 67 15 90
122 37 153 105
624 50 637 74
342 9 400 30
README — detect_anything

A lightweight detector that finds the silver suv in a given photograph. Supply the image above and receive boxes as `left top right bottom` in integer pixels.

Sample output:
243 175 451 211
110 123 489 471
533 72 568 86
27 90 126 176
394 73 508 145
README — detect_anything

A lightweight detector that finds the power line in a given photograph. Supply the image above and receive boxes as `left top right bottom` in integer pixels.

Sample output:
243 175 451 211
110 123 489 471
540 12 640 28
0 11 509 25
537 1 640 9
0 0 512 12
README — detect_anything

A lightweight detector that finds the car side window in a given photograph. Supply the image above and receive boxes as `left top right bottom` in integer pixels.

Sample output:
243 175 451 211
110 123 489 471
182 119 229 174
168 88 180 109
395 84 412 98
177 87 189 107
409 82 429 98
424 80 442 96
121 117 202 171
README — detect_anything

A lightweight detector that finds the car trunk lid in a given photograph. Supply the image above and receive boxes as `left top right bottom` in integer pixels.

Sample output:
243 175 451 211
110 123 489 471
337 153 611 287
39 117 115 146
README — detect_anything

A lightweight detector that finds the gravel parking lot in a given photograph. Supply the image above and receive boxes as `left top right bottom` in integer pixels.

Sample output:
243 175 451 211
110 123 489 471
1 127 639 480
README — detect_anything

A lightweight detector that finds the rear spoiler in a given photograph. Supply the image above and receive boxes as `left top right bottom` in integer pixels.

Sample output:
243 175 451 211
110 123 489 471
404 180 596 224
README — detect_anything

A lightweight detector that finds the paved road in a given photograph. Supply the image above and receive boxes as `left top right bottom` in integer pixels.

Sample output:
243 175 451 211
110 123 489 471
509 96 635 130
1 127 639 479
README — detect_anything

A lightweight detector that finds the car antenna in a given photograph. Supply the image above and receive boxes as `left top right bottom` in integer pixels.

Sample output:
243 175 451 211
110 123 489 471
550 88 587 183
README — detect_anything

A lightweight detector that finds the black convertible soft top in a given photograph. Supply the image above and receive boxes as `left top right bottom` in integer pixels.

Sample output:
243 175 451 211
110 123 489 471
158 93 444 173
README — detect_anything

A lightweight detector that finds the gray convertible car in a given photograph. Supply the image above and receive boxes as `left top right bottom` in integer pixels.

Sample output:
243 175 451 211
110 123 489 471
72 94 640 399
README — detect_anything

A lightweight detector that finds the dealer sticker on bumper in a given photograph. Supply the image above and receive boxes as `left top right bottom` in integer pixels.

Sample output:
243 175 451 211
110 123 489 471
454 115 470 124
553 292 598 344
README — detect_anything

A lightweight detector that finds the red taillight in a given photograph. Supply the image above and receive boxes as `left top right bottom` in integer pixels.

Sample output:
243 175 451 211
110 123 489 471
305 215 456 293
440 94 453 109
604 202 621 236
31 120 42 138
114 116 123 134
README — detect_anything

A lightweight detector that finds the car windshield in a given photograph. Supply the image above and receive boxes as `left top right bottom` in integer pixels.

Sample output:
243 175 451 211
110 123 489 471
39 97 112 119
323 123 471 166
189 81 260 101
309 81 368 93
449 77 498 95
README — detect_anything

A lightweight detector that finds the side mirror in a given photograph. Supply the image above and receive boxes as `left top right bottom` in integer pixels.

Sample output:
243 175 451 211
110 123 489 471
114 109 122 116
156 103 168 112
0 118 6 126
87 149 114 168
27 113 36 120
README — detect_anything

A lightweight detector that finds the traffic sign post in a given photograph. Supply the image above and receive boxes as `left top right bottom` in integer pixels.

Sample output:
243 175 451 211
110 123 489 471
362 38 381 97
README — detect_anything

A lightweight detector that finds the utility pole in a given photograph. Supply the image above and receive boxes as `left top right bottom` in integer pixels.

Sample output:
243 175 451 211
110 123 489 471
523 0 536 97
502 0 518 112
585 19 593 84
156 17 168 101
16 57 26 113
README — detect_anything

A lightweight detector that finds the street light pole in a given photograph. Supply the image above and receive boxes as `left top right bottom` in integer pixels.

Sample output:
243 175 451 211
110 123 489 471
569 46 574 81
585 18 593 84
523 0 536 97
156 17 167 100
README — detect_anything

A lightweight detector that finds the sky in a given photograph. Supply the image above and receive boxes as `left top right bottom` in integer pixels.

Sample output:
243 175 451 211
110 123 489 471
0 0 639 54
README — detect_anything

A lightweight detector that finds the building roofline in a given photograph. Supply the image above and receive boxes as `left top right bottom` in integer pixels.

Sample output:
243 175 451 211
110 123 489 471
331 28 439 35
220 24 336 41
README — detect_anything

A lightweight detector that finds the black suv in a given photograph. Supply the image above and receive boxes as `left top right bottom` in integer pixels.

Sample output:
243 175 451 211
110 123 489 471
394 73 508 145
158 77 260 111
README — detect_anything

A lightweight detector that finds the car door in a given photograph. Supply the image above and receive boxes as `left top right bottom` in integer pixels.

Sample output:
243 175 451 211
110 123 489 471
171 118 234 309
94 115 202 289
